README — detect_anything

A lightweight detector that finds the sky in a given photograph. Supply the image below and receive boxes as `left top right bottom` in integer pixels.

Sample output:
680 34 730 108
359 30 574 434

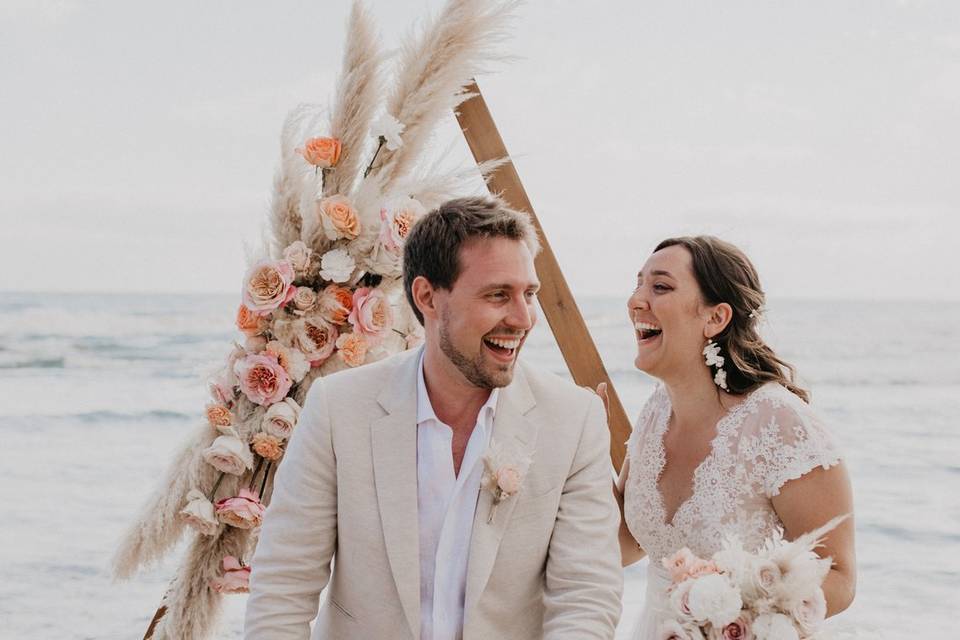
1 0 958 300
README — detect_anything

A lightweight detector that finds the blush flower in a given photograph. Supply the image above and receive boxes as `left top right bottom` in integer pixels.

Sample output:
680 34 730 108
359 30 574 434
291 287 318 315
335 332 368 367
687 573 742 628
663 547 700 584
347 287 393 344
721 613 754 640
265 340 310 383
294 317 339 364
751 613 799 640
282 240 312 274
251 432 284 461
236 304 267 336
210 556 252 594
234 353 292 406
317 284 353 324
495 466 522 497
262 397 301 440
215 488 265 530
242 259 296 315
296 136 341 168
317 195 361 241
202 434 254 476
179 488 219 536
789 588 826 637
378 197 424 253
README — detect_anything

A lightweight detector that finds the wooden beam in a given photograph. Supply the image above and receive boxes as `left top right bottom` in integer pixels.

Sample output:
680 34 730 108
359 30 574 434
455 80 632 471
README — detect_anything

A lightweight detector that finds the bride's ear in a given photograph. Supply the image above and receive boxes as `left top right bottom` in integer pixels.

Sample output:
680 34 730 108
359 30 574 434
704 302 733 339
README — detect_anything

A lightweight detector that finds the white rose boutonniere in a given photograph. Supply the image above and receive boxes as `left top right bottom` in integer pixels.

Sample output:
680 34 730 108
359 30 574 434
481 439 532 524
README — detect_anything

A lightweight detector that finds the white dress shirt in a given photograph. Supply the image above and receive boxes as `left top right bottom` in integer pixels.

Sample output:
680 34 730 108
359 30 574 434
416 355 499 640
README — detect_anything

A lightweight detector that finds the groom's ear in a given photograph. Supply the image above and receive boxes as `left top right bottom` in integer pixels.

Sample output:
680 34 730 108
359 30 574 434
411 275 439 322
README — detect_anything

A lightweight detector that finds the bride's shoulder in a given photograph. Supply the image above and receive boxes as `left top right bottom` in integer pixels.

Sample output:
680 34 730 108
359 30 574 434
737 382 835 444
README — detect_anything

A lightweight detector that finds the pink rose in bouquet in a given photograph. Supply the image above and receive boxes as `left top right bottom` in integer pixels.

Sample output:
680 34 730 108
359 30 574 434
378 197 424 253
234 353 292 406
210 555 251 594
348 287 393 344
664 547 700 584
215 488 265 530
242 259 296 315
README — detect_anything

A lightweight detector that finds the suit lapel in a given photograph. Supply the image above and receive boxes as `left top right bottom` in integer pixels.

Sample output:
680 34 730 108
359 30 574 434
371 349 422 640
463 364 538 623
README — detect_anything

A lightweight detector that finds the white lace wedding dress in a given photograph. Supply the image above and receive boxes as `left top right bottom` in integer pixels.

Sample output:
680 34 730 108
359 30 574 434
623 382 842 639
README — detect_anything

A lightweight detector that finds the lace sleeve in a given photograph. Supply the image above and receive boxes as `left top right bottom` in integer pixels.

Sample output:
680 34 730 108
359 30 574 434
742 387 843 498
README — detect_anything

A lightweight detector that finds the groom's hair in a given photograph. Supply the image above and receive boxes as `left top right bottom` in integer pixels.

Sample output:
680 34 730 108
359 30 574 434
403 196 540 325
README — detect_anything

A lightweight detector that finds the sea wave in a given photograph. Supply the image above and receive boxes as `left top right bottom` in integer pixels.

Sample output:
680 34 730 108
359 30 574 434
0 357 66 369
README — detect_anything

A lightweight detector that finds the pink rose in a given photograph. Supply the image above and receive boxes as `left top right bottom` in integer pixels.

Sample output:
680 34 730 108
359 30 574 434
378 197 425 253
234 353 292 406
215 488 265 530
210 555 251 594
721 613 753 640
495 466 522 496
347 287 393 344
242 259 296 315
663 547 700 584
282 240 312 274
687 559 720 580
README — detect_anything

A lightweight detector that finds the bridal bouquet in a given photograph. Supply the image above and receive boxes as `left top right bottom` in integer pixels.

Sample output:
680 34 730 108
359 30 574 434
657 516 848 640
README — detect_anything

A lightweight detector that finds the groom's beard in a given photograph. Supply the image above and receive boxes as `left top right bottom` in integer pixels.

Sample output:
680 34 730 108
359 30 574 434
438 314 515 390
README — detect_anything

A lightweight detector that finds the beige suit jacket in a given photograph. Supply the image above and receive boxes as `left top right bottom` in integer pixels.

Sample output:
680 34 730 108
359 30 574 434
244 347 623 639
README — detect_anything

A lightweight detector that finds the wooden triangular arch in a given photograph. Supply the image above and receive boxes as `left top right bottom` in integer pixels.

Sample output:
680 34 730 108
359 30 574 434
456 80 631 470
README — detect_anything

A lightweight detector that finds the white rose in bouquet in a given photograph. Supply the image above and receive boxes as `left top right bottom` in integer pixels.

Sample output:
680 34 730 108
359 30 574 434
752 613 799 640
262 397 301 440
687 573 743 628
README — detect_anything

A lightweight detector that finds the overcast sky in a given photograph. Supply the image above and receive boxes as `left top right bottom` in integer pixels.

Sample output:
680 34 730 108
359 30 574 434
1 0 958 300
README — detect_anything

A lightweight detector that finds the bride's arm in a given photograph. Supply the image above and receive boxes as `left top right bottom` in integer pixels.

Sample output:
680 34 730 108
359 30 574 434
771 462 857 617
595 383 647 567
614 456 646 567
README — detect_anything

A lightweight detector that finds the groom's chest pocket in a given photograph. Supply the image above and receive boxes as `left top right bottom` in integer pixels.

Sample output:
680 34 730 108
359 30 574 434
510 479 562 524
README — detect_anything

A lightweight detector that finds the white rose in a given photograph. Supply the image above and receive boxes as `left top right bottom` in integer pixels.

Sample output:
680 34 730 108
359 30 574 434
318 248 356 283
202 435 254 476
687 573 743 628
282 240 312 274
179 488 219 536
752 613 799 640
262 397 302 440
788 588 826 636
372 112 404 151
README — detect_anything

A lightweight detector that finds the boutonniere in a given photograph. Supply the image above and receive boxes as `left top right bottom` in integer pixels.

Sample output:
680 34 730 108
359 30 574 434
481 439 532 524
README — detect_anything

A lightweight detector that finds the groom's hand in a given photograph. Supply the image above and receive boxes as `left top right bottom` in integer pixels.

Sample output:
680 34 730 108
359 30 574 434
594 382 610 420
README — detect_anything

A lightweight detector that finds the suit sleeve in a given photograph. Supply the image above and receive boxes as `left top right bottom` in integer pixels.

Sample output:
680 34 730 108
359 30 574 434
244 378 338 639
542 394 624 639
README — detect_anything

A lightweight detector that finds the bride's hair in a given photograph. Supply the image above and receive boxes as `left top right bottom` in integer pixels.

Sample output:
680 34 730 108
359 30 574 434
654 235 810 403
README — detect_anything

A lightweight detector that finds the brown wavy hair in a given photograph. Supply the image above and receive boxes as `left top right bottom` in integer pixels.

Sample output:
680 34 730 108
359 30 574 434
654 236 810 403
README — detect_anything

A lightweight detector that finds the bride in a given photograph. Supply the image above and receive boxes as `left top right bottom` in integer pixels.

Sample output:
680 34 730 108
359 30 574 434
608 236 856 638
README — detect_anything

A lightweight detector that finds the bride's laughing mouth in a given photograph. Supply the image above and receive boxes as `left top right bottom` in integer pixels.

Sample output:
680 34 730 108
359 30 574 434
635 321 662 347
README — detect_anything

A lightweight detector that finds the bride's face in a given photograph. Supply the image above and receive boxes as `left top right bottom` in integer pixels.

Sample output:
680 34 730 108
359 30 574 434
627 245 715 380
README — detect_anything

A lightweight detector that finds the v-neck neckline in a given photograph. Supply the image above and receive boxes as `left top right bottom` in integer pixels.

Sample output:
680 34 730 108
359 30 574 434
652 388 753 528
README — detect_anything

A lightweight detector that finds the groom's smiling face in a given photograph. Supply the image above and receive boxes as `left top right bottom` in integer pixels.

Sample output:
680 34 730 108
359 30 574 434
431 236 540 389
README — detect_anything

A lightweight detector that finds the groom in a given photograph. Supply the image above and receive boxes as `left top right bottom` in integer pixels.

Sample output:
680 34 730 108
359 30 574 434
244 197 623 639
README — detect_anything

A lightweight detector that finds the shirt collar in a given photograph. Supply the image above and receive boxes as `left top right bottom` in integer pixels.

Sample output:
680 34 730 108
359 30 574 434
417 352 499 427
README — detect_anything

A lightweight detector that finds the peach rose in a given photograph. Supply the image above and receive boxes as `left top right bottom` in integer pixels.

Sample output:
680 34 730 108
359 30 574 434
234 353 292 406
264 340 310 382
242 259 296 315
297 136 341 168
318 284 353 325
215 488 265 529
336 332 368 367
495 466 522 497
235 303 267 336
294 317 339 364
348 287 393 344
251 432 284 461
317 195 361 241
205 404 233 428
210 556 251 594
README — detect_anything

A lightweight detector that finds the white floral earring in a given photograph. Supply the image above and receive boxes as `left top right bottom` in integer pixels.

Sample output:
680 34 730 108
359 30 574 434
703 340 729 391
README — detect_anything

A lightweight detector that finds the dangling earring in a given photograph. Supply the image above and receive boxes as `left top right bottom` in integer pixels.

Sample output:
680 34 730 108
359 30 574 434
703 340 729 391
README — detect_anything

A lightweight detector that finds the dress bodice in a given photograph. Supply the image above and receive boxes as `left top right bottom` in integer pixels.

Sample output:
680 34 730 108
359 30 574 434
623 382 842 565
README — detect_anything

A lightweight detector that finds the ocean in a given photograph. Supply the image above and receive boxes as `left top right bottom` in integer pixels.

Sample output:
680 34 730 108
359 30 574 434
1 291 957 638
